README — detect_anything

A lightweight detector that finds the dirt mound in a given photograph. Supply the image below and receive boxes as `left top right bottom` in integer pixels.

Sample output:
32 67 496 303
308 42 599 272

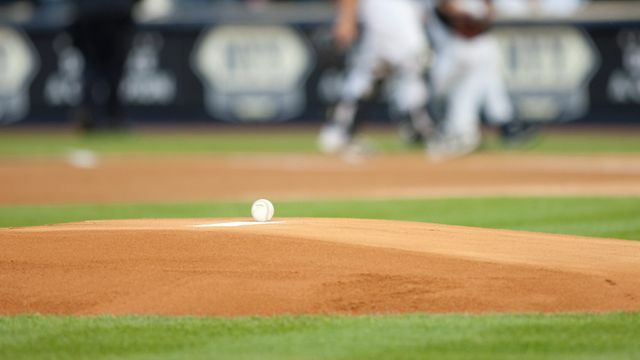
1 218 639 316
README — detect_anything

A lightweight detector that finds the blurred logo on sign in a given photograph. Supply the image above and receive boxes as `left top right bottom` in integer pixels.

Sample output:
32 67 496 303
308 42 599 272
121 33 176 105
495 26 598 122
607 30 640 104
0 27 38 124
192 25 313 122
45 34 84 107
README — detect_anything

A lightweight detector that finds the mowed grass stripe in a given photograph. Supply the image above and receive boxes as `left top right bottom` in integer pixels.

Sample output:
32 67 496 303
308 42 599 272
2 197 640 241
1 313 639 360
2 131 640 156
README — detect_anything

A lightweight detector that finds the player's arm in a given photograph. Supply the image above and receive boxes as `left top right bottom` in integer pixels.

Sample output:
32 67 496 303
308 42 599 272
485 0 496 20
469 0 494 35
438 0 493 39
334 0 358 50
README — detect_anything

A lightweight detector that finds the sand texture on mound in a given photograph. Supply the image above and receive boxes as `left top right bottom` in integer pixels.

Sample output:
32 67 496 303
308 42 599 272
1 218 639 316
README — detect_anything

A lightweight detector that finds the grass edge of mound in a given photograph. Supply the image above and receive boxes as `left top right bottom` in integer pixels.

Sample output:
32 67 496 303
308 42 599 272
2 197 640 240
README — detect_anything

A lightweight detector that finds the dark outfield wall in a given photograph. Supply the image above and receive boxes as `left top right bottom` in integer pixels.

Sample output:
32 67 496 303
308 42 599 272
0 2 639 125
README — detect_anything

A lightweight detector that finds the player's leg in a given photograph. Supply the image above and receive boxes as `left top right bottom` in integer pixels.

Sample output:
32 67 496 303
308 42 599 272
479 36 513 124
69 19 100 131
478 36 539 145
430 45 458 99
429 41 484 159
104 16 134 130
319 36 377 154
428 36 481 158
484 61 537 145
446 72 483 146
389 56 433 145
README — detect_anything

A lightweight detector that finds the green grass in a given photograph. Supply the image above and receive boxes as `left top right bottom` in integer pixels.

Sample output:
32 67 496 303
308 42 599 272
2 131 640 156
0 132 320 156
480 133 640 154
2 313 639 360
3 197 640 240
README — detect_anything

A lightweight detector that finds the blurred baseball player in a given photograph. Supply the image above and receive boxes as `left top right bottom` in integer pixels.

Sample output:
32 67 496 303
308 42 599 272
427 0 535 159
318 0 433 154
70 0 139 132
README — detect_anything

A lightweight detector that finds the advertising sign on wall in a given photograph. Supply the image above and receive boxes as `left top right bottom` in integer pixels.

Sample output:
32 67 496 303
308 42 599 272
0 26 38 124
3 5 639 125
494 26 598 122
192 25 313 122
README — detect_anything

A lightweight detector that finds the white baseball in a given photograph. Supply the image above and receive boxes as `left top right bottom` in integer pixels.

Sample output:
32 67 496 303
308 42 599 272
251 199 275 222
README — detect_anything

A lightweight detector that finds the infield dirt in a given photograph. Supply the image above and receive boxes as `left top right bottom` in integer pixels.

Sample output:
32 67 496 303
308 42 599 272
2 218 639 316
2 153 640 204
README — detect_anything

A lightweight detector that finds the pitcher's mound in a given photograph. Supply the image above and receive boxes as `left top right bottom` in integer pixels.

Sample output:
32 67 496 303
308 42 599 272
2 218 640 316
